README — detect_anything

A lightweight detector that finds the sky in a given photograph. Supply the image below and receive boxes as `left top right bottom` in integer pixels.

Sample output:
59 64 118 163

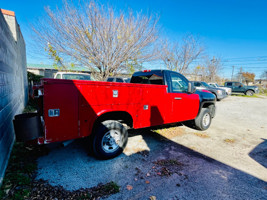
1 0 267 79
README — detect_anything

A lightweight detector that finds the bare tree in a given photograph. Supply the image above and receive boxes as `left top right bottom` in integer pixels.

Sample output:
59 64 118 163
205 56 222 82
32 0 159 80
160 34 204 74
191 65 207 81
260 70 267 80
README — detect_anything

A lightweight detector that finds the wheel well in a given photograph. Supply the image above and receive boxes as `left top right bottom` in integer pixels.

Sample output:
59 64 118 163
94 111 133 129
202 103 216 118
211 92 217 97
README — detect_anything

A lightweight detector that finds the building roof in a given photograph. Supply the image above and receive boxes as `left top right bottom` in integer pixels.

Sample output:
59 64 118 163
27 63 90 72
0 9 15 17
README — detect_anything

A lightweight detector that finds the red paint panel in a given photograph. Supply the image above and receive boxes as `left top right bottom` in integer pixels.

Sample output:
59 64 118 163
41 78 200 143
43 81 79 142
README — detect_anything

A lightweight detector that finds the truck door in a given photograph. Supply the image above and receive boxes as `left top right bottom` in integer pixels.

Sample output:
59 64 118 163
233 82 244 93
168 72 199 122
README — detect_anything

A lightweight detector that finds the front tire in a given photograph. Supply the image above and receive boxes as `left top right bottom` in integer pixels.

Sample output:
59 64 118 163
184 108 212 131
245 90 254 96
92 120 128 159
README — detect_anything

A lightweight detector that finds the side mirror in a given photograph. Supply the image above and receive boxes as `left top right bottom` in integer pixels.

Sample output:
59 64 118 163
188 82 196 94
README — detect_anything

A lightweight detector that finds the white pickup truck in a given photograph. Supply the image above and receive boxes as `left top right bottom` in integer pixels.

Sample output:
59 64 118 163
54 72 92 81
208 83 232 95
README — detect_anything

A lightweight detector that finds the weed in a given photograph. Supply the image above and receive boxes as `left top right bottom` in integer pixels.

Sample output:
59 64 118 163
23 98 38 113
0 190 4 199
13 189 30 200
102 181 120 194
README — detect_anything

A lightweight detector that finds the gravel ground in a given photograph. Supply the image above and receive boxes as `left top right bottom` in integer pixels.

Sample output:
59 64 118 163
36 95 267 199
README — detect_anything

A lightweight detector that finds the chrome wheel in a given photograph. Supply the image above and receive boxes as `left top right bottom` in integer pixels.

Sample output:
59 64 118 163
202 113 211 127
101 130 121 153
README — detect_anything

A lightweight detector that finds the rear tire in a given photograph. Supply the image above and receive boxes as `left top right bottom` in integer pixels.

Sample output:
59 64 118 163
184 108 212 131
92 120 128 159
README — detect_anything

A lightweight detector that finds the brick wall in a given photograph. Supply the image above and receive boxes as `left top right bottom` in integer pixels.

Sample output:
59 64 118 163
0 9 27 184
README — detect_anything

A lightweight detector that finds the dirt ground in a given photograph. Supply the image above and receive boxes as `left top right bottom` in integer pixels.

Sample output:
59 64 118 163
37 95 267 200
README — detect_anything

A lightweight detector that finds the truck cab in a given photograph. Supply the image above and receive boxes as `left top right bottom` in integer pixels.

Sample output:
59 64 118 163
131 70 216 128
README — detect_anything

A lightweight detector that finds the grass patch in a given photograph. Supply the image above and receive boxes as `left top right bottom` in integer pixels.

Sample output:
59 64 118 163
0 142 49 200
23 98 38 113
224 139 236 143
231 93 260 98
242 95 260 98
102 181 120 194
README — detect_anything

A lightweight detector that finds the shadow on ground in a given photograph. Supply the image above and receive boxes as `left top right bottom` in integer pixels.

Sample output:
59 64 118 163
36 129 267 200
249 138 267 168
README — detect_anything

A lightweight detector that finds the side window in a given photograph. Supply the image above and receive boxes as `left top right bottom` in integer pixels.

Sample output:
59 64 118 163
107 78 114 82
234 82 240 86
116 78 123 83
55 74 61 79
226 82 232 86
170 73 188 93
194 82 201 87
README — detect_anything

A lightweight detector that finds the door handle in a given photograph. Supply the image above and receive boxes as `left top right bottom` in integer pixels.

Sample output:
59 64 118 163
174 97 182 100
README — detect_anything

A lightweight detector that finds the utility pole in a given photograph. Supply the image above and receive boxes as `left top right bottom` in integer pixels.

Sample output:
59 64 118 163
231 66 235 81
210 56 216 82
239 67 243 82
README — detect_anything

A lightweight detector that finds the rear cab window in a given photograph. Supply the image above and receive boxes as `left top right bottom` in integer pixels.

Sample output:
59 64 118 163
131 70 190 94
107 77 114 82
116 78 124 83
55 74 61 79
130 71 165 85
62 74 91 80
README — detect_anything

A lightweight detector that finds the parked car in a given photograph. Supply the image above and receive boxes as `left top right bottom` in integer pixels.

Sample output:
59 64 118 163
224 81 259 96
54 72 93 81
208 83 232 95
14 70 216 160
192 81 227 101
106 77 130 83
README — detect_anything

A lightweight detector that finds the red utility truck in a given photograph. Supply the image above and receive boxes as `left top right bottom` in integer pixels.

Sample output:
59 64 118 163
13 70 216 159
